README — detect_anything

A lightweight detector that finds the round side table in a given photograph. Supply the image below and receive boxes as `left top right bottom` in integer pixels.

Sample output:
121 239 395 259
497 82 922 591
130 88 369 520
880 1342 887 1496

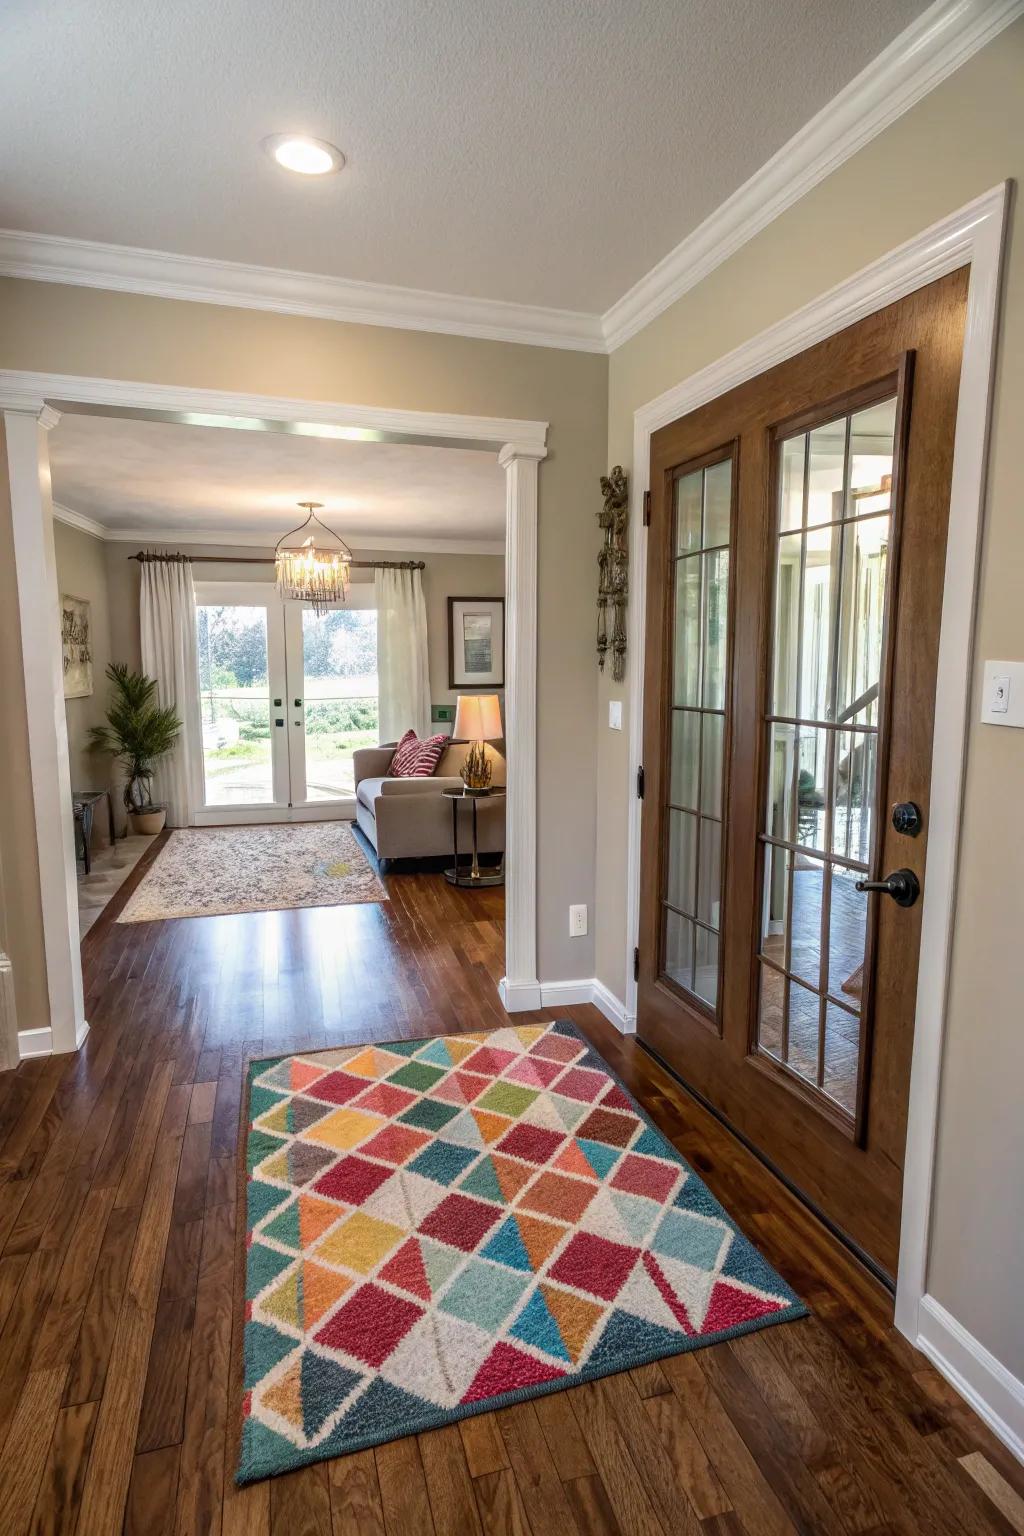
441 789 506 887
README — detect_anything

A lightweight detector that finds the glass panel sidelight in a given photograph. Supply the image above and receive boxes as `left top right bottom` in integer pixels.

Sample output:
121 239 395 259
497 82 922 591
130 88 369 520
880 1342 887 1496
661 455 732 1014
755 393 897 1119
197 605 274 806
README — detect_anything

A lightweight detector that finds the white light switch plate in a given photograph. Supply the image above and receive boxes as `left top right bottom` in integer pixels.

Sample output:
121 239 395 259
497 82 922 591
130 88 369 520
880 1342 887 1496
981 660 1024 728
608 700 623 730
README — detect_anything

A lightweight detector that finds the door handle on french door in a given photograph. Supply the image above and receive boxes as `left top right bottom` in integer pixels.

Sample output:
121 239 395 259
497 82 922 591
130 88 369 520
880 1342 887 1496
855 869 920 907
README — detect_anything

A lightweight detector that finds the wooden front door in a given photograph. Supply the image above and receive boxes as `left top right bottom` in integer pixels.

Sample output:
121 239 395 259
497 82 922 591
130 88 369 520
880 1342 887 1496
637 270 968 1281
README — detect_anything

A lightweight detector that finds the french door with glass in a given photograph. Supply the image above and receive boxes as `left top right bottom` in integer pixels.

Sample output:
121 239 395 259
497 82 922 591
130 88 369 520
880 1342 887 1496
637 269 968 1281
194 582 379 821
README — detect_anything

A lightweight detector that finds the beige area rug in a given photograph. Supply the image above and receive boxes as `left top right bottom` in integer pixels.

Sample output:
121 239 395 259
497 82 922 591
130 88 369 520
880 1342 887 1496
117 823 387 923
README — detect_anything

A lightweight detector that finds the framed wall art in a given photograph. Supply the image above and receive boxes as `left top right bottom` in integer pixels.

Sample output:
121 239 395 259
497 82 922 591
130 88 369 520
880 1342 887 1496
448 596 505 689
61 593 93 699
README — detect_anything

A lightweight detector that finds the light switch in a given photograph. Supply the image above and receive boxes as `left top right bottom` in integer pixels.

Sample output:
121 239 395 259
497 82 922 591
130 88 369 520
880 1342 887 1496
981 660 1024 728
608 700 623 731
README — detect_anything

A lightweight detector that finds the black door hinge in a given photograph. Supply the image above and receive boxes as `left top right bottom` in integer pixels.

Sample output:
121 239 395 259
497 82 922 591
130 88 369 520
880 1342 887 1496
643 490 652 526
637 764 645 799
633 946 640 982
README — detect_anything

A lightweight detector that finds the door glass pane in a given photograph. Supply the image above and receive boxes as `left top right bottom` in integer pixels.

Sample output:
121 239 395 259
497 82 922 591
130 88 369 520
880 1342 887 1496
700 713 724 816
672 559 701 706
771 532 802 716
703 460 732 548
835 515 890 726
789 853 824 987
697 819 721 930
796 726 828 852
799 526 838 722
666 810 697 916
675 471 703 555
806 417 846 528
823 1004 860 1115
693 928 719 1008
779 434 806 532
664 909 694 992
196 605 273 806
670 710 699 810
833 729 876 865
300 608 379 801
660 453 733 1016
702 549 729 709
755 392 898 1122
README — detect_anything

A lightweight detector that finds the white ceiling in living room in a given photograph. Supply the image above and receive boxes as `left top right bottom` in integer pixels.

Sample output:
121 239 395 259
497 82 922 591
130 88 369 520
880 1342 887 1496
0 0 932 318
48 412 506 548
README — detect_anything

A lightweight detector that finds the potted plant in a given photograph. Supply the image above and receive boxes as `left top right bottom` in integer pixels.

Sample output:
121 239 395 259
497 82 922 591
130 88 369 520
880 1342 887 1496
88 662 182 834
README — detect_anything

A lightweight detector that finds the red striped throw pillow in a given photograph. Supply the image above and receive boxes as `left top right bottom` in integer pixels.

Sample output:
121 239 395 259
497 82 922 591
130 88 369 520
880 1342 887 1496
389 729 448 778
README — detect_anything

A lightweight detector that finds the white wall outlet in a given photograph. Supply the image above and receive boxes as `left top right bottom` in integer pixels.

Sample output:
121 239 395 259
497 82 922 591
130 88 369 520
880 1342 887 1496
981 660 1024 727
569 903 588 937
608 700 623 730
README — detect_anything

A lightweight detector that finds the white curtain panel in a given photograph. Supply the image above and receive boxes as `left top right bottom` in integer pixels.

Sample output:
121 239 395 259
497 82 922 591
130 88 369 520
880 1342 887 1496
374 566 431 742
139 559 203 827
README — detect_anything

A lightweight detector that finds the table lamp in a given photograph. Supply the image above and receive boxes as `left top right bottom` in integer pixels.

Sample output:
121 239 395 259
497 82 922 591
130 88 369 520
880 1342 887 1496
453 694 502 794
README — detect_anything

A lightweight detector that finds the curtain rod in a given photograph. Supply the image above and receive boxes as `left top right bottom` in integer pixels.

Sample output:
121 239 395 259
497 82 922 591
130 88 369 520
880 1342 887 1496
128 551 426 570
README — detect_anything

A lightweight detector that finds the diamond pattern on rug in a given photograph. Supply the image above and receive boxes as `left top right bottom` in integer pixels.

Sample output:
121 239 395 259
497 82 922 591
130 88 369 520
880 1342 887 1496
238 1020 807 1485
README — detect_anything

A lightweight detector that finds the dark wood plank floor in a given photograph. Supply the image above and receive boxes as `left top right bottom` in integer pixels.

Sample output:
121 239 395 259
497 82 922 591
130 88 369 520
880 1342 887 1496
0 834 1021 1535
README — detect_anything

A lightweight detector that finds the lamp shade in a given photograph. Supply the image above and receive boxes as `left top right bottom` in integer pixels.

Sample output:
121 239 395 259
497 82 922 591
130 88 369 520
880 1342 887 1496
453 694 502 741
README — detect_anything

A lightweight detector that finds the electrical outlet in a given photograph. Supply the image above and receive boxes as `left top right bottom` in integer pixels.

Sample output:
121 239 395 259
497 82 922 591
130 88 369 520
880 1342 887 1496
569 904 588 938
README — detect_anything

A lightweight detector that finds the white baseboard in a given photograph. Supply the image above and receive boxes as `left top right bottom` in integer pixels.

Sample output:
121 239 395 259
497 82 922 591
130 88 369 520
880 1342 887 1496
498 978 542 1012
18 1025 53 1058
917 1294 1024 1465
528 977 636 1035
75 1018 90 1049
591 979 637 1034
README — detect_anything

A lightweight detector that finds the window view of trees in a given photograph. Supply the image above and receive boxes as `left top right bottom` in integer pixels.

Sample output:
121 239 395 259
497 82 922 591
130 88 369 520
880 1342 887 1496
197 604 379 805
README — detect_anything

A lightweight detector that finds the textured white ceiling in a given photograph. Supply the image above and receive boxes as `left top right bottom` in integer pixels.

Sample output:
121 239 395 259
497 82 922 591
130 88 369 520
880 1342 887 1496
49 413 506 543
0 0 929 313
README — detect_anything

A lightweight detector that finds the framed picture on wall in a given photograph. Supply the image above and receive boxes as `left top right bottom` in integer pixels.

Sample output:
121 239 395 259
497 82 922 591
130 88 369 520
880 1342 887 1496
61 594 93 699
448 596 505 689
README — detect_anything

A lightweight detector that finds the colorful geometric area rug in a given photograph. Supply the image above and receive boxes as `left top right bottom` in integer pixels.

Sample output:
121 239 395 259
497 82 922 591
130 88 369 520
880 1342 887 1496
239 1021 807 1483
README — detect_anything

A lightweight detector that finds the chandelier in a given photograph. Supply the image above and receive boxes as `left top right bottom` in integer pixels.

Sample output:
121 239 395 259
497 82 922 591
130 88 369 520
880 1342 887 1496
274 501 353 614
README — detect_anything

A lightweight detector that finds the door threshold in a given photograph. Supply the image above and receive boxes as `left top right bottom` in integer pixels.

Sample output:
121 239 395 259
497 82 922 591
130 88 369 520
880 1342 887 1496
637 1037 896 1295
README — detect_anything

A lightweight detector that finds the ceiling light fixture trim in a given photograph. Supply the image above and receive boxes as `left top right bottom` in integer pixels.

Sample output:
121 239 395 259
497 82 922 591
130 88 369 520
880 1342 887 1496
262 134 345 176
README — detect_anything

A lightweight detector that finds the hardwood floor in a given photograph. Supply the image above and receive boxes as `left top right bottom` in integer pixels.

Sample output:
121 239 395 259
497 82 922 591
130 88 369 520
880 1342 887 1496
0 837 1021 1534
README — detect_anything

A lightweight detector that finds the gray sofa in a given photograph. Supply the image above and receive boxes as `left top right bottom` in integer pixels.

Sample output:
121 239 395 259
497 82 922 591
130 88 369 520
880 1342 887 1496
353 740 506 869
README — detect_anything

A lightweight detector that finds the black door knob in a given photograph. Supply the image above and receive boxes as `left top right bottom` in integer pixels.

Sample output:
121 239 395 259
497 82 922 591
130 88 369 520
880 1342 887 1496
855 869 920 907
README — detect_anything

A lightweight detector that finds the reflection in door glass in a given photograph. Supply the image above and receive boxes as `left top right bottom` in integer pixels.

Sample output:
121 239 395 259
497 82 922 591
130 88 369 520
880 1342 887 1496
301 608 379 800
197 605 273 806
661 456 732 1014
756 394 897 1121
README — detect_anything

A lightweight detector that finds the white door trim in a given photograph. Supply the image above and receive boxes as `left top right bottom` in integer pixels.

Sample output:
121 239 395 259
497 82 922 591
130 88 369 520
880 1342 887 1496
0 374 547 1025
621 185 1008 1359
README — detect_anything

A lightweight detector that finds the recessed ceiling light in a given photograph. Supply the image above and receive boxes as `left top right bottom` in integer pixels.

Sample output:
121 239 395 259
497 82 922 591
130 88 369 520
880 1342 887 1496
262 134 345 176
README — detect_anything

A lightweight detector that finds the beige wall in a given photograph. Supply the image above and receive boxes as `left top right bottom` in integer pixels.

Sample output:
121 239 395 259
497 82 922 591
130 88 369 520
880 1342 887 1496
0 424 49 1032
0 300 606 984
600 23 1024 1377
53 521 113 801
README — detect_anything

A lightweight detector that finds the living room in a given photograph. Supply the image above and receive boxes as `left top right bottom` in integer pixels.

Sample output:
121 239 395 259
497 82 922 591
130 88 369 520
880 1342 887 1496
52 407 511 932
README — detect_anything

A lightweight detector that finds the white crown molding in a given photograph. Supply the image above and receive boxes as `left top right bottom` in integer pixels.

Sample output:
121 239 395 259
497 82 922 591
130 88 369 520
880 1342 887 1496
600 0 1023 350
52 501 108 540
0 228 605 354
